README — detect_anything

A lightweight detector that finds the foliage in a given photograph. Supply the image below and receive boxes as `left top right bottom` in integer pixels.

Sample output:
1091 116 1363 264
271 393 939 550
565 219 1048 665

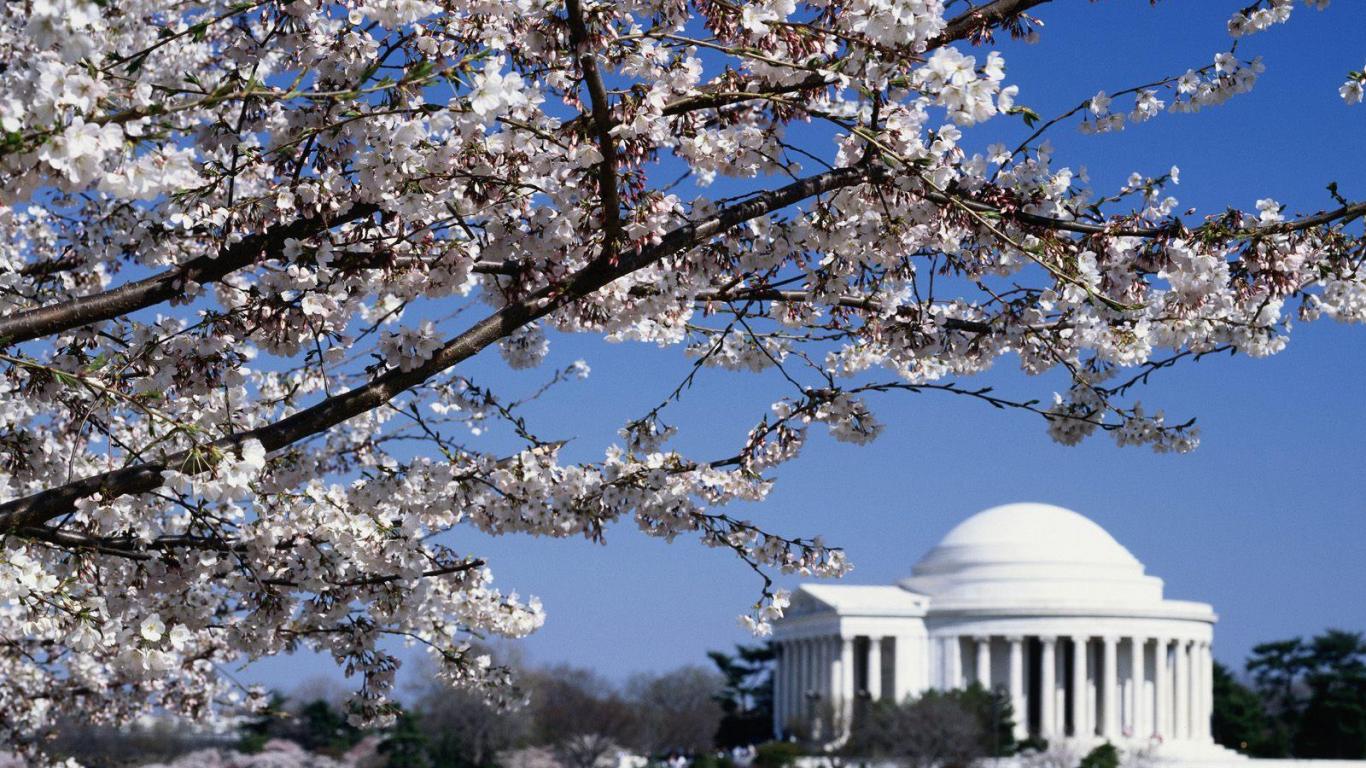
690 752 736 768
1292 630 1366 759
1240 629 1366 758
751 741 802 768
238 694 294 755
1077 742 1121 768
1211 661 1280 757
295 700 367 757
377 710 433 768
708 644 775 748
237 696 363 757
845 683 1015 766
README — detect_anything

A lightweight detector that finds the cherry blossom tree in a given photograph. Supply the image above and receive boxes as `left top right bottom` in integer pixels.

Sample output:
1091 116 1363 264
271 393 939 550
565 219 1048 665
0 0 1363 753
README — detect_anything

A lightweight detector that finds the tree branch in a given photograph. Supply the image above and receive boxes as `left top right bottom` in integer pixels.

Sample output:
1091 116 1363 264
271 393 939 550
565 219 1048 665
0 165 874 532
0 203 378 347
565 0 623 261
927 0 1055 49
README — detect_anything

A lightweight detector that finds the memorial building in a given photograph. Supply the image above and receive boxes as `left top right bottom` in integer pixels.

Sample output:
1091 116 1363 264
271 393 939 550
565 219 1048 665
772 502 1240 761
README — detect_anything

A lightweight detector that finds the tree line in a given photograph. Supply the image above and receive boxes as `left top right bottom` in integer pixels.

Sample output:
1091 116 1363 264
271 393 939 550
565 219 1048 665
1212 629 1366 759
45 629 1365 767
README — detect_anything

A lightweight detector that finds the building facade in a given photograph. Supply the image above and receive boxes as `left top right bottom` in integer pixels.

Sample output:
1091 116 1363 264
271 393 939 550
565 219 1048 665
771 503 1238 760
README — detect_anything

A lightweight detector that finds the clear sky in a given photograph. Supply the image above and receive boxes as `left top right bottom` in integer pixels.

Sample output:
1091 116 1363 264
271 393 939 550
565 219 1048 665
243 1 1366 695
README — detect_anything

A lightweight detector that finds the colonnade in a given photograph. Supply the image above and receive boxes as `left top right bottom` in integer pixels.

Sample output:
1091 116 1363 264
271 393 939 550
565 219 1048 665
772 633 929 735
932 633 1214 742
774 632 1214 743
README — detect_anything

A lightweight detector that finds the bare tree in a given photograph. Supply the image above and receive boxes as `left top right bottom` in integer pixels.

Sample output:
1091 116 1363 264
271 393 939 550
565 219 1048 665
409 677 528 768
526 666 639 768
625 666 725 755
847 687 1015 768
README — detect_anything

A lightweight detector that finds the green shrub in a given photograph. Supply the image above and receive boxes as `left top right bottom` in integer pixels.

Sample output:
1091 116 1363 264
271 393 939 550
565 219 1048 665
754 740 803 768
1079 742 1121 768
692 753 736 768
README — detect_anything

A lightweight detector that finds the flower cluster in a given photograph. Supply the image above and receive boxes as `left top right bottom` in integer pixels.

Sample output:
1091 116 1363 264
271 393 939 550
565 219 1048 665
1342 67 1365 104
1228 0 1330 37
914 48 1017 126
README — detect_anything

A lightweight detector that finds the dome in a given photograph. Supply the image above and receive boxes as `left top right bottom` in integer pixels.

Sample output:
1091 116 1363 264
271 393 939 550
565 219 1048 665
933 502 1140 568
901 503 1165 609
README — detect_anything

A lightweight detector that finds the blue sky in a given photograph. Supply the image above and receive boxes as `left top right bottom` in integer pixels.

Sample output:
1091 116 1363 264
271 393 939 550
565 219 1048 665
243 1 1366 694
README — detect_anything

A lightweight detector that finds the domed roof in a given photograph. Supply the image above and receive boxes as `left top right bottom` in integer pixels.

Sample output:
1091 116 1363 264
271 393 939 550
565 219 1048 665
901 503 1166 610
933 502 1141 568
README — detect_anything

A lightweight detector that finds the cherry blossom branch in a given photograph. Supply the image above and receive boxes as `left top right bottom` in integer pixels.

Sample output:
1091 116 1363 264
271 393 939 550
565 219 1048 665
928 0 1055 48
0 203 378 346
0 165 874 532
565 0 624 259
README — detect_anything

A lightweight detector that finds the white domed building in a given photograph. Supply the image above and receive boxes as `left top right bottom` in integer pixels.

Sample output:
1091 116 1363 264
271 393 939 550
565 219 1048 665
771 503 1237 761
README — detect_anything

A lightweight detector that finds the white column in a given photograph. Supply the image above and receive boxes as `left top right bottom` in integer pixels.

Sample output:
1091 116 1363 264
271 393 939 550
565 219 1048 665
803 634 814 710
1040 636 1057 737
1008 636 1026 740
1132 637 1147 738
867 636 883 700
893 634 913 702
838 635 855 716
1174 639 1190 740
1195 641 1209 742
1202 642 1214 742
928 631 939 696
934 634 945 688
1154 638 1169 738
1071 636 1088 736
803 634 814 699
1190 639 1202 742
948 636 963 690
975 636 992 688
774 641 786 736
1193 640 1205 741
1102 636 1119 739
813 637 825 713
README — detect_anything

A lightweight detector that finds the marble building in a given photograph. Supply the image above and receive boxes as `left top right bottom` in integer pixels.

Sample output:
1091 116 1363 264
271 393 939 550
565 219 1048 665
771 502 1239 760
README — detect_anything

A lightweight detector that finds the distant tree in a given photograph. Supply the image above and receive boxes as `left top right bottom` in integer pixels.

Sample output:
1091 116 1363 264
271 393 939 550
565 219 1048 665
1293 630 1366 759
48 719 227 767
708 643 774 748
526 665 638 768
845 684 1015 766
407 656 528 768
626 665 725 755
1211 661 1280 757
237 692 294 754
379 709 433 768
1243 629 1366 759
1247 637 1308 751
292 699 365 756
960 684 1017 758
235 695 364 757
